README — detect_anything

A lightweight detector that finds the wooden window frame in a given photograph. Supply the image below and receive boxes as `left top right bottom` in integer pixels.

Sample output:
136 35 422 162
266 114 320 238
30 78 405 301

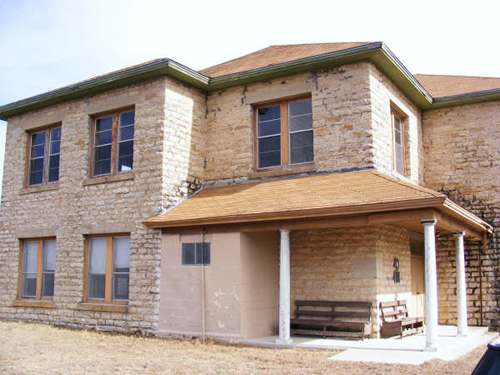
83 234 130 305
25 124 61 187
254 95 313 170
89 107 135 178
17 237 56 301
390 105 409 177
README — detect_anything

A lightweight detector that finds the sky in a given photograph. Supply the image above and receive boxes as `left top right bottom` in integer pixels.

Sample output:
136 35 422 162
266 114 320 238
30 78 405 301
0 0 499 195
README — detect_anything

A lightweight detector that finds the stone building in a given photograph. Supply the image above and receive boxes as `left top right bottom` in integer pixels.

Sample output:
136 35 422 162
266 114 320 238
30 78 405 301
0 42 498 350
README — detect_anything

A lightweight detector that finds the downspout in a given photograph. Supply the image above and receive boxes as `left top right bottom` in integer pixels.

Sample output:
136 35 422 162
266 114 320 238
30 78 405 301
479 234 487 327
201 228 207 342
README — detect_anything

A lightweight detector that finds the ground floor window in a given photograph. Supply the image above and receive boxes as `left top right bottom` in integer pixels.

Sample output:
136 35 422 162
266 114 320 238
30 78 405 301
19 238 56 300
182 242 210 265
84 234 130 303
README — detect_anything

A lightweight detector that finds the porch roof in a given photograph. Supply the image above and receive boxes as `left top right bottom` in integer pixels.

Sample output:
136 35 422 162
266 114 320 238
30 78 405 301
145 171 492 238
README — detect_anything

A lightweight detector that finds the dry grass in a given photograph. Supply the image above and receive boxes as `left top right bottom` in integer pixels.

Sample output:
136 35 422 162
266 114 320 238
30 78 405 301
0 321 484 374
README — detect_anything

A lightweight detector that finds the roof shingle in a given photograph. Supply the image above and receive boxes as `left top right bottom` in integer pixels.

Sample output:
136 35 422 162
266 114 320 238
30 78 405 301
416 74 500 98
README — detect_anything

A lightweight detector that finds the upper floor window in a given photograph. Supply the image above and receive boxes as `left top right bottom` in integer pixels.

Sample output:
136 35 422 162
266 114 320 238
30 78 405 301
28 126 61 186
391 108 409 176
92 109 134 177
19 238 56 300
182 242 210 265
85 235 130 303
256 97 313 169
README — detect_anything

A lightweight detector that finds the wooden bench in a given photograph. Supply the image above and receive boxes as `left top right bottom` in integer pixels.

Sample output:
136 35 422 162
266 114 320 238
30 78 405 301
379 300 424 338
290 300 372 339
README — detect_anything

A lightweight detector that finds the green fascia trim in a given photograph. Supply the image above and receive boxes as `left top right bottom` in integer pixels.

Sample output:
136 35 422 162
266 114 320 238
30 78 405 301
430 88 500 110
1 43 499 120
0 59 209 120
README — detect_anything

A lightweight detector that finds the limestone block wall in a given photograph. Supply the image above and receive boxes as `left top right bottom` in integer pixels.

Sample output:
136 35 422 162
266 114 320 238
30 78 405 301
423 101 500 329
204 63 375 182
369 65 423 183
0 77 206 334
290 225 411 335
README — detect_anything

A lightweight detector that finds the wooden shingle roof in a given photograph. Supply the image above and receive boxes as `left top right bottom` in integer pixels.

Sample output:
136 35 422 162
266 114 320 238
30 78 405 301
146 171 448 227
416 74 500 98
200 42 371 78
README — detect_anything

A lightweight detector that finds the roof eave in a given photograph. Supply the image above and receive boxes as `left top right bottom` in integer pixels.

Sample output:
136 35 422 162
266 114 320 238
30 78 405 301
430 88 500 110
0 59 210 120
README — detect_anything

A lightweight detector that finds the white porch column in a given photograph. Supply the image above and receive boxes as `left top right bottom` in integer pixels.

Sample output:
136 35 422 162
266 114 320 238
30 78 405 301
455 232 468 336
422 219 438 351
277 229 292 344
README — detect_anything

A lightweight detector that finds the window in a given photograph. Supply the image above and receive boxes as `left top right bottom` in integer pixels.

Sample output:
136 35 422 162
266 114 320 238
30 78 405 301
27 126 61 186
256 97 313 169
92 109 134 177
19 238 56 299
85 235 130 303
391 108 408 176
182 242 210 265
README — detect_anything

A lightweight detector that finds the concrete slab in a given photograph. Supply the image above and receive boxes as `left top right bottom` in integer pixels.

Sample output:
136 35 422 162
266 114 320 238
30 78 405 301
240 325 498 365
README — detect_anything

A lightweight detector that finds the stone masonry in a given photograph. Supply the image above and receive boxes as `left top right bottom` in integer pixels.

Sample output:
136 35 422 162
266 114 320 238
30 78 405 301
423 101 500 329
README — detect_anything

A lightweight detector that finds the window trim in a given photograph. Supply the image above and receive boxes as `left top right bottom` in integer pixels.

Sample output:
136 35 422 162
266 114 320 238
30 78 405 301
254 95 313 171
89 107 135 178
25 124 61 187
390 104 409 177
83 234 130 305
17 237 56 301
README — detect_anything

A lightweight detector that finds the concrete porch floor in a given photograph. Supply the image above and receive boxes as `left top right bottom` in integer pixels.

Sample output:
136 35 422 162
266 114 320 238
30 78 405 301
240 325 498 365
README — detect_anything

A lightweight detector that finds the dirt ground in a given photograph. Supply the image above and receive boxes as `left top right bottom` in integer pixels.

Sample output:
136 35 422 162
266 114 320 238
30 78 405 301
0 321 484 374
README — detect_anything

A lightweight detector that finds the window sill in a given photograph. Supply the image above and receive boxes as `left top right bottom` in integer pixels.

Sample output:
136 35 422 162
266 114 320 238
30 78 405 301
77 302 129 313
13 300 56 309
20 183 59 195
82 172 134 186
251 162 315 178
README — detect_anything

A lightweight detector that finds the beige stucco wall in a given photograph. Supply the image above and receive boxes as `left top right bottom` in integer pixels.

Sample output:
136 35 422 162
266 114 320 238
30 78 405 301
423 101 500 328
159 231 278 339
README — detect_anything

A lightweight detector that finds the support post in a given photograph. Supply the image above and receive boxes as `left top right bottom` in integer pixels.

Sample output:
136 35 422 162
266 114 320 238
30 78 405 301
277 229 292 344
422 219 438 351
455 232 468 336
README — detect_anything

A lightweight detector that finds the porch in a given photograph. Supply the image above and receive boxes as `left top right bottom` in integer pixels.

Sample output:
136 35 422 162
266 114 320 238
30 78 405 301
145 170 493 351
241 325 496 365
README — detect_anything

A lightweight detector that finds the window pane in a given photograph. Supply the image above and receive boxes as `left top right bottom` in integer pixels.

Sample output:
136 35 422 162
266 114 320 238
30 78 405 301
258 135 280 153
23 240 38 298
258 119 281 137
24 240 38 273
30 158 44 173
182 243 195 265
290 131 314 164
118 141 133 157
113 237 129 272
119 125 134 141
196 243 210 265
43 240 56 272
395 145 404 174
23 275 37 298
113 274 129 300
48 156 60 182
118 141 133 172
94 160 111 176
96 130 112 145
89 275 105 299
289 98 312 117
42 273 54 297
258 135 281 168
89 238 106 274
50 140 60 155
257 105 280 122
96 117 112 132
88 238 106 299
118 156 133 172
29 171 43 185
51 127 61 141
94 144 112 175
289 113 312 132
31 144 45 158
120 111 135 126
31 132 46 146
394 129 402 145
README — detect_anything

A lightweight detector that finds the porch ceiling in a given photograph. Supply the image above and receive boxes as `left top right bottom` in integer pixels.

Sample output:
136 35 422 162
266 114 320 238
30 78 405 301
145 171 492 239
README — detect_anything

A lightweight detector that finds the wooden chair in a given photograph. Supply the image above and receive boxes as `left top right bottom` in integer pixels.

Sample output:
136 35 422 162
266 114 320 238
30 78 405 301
290 300 372 340
379 300 424 338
